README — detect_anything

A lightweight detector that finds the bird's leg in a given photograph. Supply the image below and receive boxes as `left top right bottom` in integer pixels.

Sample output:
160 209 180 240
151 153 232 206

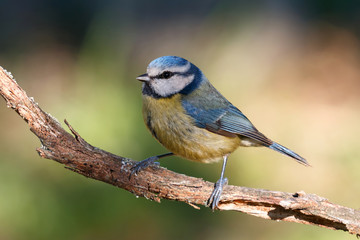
130 152 174 177
207 154 229 210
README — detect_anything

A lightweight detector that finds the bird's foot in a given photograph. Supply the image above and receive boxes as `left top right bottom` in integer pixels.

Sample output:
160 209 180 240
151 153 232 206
129 156 160 178
206 177 228 210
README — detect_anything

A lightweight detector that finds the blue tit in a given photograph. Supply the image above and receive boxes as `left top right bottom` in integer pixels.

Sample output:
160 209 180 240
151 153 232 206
132 56 309 209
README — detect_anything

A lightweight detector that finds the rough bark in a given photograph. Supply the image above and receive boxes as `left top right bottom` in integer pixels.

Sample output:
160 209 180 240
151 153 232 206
0 66 359 236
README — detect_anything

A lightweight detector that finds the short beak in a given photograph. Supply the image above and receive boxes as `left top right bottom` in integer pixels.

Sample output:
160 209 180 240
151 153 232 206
136 73 150 82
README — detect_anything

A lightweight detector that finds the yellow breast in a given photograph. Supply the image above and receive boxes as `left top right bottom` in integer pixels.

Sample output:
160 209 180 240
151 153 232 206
142 94 241 163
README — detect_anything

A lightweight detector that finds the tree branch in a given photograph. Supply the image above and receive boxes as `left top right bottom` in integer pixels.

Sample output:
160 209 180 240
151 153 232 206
0 66 359 236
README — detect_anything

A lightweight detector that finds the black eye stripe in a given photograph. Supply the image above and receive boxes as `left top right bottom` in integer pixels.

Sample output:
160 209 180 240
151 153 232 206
157 71 174 79
151 71 193 80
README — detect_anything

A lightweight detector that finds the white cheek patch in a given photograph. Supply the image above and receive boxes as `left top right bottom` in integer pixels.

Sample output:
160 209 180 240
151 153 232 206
151 74 195 97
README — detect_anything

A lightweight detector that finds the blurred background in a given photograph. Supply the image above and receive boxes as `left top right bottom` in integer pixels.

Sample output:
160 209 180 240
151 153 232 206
0 0 359 239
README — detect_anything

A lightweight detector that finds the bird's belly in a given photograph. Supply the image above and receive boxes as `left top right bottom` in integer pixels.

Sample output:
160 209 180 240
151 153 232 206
143 95 241 163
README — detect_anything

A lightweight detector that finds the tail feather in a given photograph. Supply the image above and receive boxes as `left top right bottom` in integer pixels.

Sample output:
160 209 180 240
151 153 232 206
269 142 309 166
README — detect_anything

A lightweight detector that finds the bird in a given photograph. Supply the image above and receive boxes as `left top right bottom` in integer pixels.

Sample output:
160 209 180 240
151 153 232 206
131 55 309 209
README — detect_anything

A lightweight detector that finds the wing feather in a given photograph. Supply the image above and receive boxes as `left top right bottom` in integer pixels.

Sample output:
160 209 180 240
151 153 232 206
180 80 307 165
182 100 272 146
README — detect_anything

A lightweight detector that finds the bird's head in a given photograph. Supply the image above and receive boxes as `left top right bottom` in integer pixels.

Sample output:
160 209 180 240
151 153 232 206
137 56 204 98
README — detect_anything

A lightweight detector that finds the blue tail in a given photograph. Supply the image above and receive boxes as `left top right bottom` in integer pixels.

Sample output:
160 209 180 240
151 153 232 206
269 142 309 166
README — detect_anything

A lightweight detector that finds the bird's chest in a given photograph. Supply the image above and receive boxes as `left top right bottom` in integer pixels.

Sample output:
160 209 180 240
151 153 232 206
142 95 198 145
142 95 240 162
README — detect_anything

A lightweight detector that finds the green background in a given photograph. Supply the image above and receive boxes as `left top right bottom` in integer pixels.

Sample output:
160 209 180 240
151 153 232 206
0 1 359 239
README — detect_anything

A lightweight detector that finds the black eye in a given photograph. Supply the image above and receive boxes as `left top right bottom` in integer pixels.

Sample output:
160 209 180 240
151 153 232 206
158 71 174 79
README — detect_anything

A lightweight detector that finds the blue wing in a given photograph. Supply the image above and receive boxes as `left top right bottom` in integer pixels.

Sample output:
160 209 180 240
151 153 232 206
182 99 309 165
180 80 308 165
181 99 273 146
